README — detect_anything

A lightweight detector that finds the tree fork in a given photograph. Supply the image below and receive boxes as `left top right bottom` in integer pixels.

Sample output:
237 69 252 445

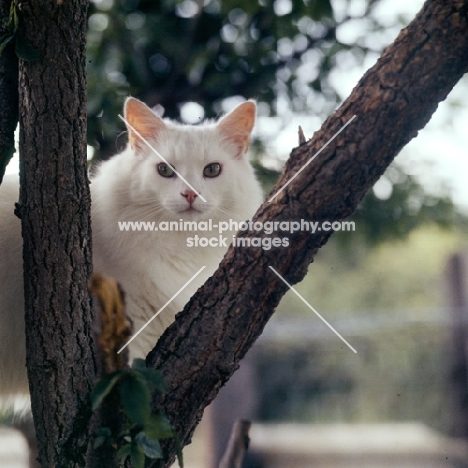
147 0 468 466
15 0 95 466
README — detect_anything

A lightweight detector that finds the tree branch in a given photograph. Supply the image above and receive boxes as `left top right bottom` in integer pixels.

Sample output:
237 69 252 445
218 420 251 468
147 0 468 465
16 0 94 466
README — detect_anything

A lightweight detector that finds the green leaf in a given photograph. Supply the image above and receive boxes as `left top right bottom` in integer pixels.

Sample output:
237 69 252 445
131 445 145 468
91 371 123 410
117 443 132 459
15 34 40 61
119 373 151 425
174 433 184 468
131 359 168 392
93 427 112 448
93 436 106 449
0 2 19 57
135 431 163 459
135 368 169 394
9 2 18 32
145 412 174 440
95 427 112 437
131 358 147 370
0 35 15 55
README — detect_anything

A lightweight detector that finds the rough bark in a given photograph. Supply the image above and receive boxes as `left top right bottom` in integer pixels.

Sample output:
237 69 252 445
146 0 468 466
15 0 95 467
0 0 18 185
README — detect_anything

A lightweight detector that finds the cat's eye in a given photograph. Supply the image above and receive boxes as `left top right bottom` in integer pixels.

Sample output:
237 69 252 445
203 163 221 178
157 162 175 178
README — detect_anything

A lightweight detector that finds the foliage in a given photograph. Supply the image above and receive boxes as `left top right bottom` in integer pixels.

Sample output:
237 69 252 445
279 224 466 316
0 3 39 60
346 163 459 246
91 358 183 468
86 0 355 157
0 2 17 55
86 0 465 245
254 322 453 433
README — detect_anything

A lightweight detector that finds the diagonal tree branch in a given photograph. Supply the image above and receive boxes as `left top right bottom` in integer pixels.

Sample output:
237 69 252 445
146 0 468 465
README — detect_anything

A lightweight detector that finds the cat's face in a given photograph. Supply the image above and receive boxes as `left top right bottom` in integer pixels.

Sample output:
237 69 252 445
124 98 262 223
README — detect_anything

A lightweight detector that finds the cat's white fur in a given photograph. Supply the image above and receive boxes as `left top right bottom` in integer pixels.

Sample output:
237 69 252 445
0 98 263 396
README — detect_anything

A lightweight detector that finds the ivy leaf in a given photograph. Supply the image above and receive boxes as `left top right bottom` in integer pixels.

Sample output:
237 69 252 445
0 34 15 55
0 3 18 56
131 358 146 370
93 427 113 448
174 433 184 468
135 431 163 459
119 373 151 425
93 436 105 449
145 412 174 440
131 444 145 468
116 443 132 459
91 371 123 410
9 2 18 32
135 368 169 394
131 359 168 393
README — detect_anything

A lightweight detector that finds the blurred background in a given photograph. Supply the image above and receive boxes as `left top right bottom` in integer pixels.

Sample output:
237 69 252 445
3 0 468 467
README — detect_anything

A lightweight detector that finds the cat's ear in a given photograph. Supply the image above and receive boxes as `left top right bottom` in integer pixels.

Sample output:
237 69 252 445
124 97 166 153
217 101 256 159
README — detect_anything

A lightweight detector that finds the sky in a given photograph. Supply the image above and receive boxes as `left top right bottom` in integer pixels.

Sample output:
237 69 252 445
269 0 468 211
6 0 468 210
334 0 468 211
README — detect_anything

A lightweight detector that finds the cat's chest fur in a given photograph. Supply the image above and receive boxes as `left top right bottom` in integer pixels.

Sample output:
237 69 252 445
91 196 226 359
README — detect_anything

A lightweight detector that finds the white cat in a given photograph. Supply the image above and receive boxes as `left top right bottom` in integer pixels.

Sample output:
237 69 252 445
0 98 263 396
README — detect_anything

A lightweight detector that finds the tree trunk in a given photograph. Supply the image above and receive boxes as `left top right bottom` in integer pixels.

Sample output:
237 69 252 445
15 0 95 466
0 0 18 184
146 0 468 466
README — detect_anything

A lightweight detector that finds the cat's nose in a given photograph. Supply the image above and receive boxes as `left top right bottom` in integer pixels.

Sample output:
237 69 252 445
181 189 198 205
